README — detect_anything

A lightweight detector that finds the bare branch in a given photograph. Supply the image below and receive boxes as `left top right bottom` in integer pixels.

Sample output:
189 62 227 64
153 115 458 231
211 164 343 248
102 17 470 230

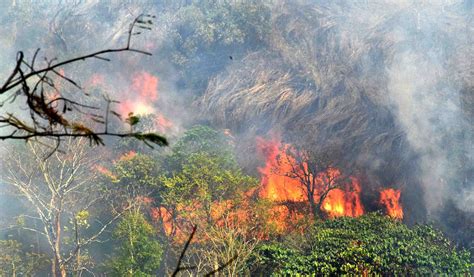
172 225 197 277
0 14 166 151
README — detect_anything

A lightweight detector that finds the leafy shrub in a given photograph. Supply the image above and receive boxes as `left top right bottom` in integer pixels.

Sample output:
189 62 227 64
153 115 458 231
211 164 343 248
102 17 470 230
250 213 472 275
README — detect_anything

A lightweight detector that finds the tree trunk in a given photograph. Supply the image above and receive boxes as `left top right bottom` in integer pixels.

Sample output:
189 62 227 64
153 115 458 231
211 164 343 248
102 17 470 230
51 258 56 277
308 191 320 220
54 202 66 277
59 264 67 277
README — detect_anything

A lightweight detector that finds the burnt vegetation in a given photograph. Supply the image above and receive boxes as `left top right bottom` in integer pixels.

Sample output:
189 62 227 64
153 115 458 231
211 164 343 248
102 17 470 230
0 1 472 276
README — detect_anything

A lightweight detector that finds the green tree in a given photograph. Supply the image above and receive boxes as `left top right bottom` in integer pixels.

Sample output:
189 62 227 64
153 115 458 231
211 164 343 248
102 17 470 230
250 213 472 275
105 152 162 207
102 125 260 274
165 125 234 170
159 125 257 226
109 212 163 277
0 240 48 276
159 1 270 90
157 125 260 274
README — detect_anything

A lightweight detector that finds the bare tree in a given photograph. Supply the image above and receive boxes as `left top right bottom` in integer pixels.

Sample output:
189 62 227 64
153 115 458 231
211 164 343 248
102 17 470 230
276 142 349 220
183 216 260 276
1 138 130 277
0 14 167 152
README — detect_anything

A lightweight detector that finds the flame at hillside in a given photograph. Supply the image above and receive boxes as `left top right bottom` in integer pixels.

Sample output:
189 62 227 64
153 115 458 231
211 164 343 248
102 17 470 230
118 71 158 116
323 179 364 218
87 71 174 132
256 137 304 202
96 136 405 242
380 188 403 219
256 137 365 221
118 150 137 161
119 71 173 132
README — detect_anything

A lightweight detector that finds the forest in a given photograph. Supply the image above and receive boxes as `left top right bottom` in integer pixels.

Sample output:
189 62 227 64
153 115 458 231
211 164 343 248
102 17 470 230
0 1 472 276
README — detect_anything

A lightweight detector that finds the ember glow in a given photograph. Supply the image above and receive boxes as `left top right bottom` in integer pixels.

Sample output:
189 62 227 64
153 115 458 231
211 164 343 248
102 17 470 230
118 150 137 161
94 165 117 181
380 188 404 219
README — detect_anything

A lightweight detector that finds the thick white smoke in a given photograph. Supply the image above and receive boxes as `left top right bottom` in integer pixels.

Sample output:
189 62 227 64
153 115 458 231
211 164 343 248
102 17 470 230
386 1 473 214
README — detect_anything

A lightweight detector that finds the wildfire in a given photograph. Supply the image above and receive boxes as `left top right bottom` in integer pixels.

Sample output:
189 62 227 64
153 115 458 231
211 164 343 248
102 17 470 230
118 150 137 161
94 165 117 181
256 137 304 202
322 178 364 218
114 71 174 132
149 136 403 242
119 100 155 116
117 71 158 116
256 137 364 223
85 71 174 132
380 188 403 219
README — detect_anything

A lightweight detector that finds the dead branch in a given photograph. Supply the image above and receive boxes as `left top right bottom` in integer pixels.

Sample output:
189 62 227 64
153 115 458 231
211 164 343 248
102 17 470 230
0 14 167 150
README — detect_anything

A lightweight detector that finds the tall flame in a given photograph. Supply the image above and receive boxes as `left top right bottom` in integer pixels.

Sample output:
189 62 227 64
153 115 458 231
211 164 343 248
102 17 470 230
256 137 365 227
322 178 364 218
380 188 403 219
142 136 404 242
256 137 304 202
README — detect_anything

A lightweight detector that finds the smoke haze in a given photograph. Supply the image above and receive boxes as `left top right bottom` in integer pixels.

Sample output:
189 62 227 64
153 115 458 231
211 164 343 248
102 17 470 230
0 0 472 256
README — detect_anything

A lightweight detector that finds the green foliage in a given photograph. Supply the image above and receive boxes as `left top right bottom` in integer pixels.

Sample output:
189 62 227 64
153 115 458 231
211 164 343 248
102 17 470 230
159 125 257 213
126 112 141 128
75 210 90 228
165 125 235 171
250 213 472 275
98 152 162 225
160 1 271 89
160 152 257 218
0 240 48 276
109 212 163 276
112 153 161 188
170 0 269 51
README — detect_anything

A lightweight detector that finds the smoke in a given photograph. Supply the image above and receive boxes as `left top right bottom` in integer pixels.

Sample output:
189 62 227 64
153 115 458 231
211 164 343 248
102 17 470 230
0 0 471 249
198 0 473 221
385 1 473 214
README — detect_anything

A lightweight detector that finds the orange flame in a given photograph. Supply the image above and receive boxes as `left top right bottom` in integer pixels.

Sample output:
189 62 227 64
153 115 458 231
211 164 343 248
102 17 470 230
380 188 403 219
256 137 365 226
256 137 304 202
94 165 117 181
116 71 174 132
322 177 364 218
118 71 158 116
150 136 403 241
256 137 365 215
86 71 174 131
118 150 137 161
